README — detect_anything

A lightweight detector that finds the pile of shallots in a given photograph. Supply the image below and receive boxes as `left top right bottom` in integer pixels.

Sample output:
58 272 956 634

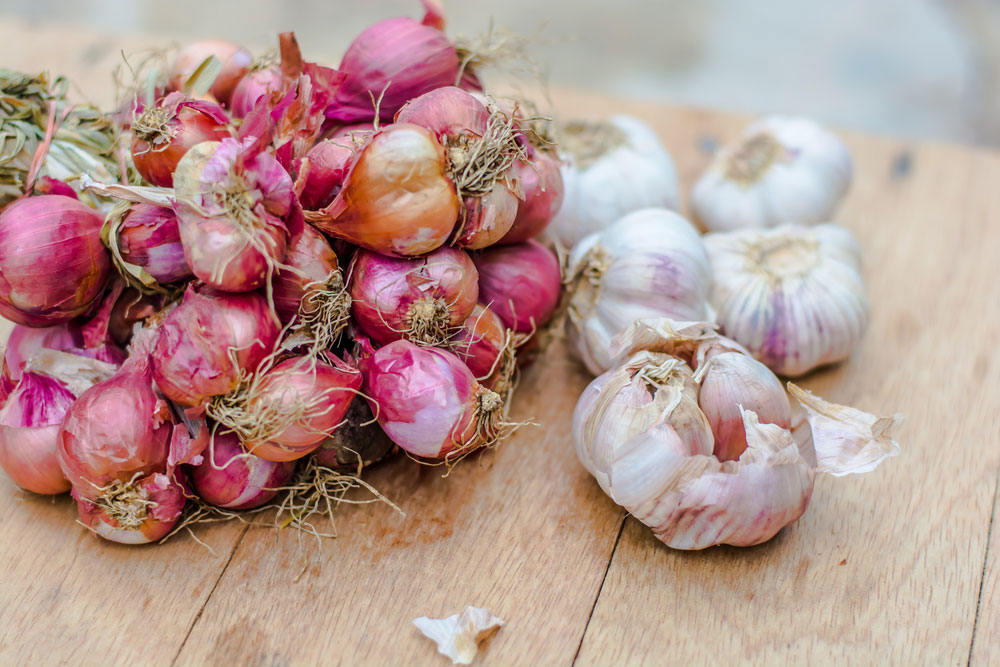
0 3 565 544
554 114 902 548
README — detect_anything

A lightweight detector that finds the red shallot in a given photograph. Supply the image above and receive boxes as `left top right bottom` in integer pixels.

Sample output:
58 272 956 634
500 151 564 244
0 195 111 326
360 339 505 460
130 93 231 187
350 246 478 347
74 472 185 544
168 40 253 106
306 123 460 257
473 240 561 335
189 431 295 509
114 203 192 284
173 137 293 292
151 286 281 408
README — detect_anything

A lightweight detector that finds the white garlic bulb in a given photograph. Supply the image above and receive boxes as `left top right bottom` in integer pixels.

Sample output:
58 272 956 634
566 208 712 375
692 116 852 232
573 318 901 550
705 223 869 377
549 115 680 247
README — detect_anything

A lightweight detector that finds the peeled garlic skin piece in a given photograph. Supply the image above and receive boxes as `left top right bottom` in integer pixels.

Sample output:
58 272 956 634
549 115 680 247
691 115 852 232
705 223 869 377
566 208 712 375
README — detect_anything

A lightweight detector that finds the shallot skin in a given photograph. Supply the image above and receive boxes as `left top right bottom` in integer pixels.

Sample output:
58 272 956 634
500 153 565 244
360 340 482 459
117 204 192 284
0 372 76 495
230 67 284 119
349 246 479 346
0 196 111 327
308 124 460 257
474 240 561 334
151 287 281 408
190 432 295 510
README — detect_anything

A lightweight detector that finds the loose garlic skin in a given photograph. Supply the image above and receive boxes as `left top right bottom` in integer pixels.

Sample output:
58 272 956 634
691 116 852 232
705 223 869 377
549 115 680 248
572 318 901 550
566 209 712 375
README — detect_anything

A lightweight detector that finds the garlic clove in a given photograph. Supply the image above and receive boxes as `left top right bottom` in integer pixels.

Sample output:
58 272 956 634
413 606 504 665
788 383 902 476
697 348 792 461
609 409 814 549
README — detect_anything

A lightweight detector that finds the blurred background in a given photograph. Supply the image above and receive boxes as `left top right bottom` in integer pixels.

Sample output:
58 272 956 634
0 0 996 147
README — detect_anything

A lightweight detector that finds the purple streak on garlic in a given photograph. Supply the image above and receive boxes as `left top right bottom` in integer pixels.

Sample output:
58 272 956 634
691 115 852 232
549 115 679 247
566 208 712 375
705 223 869 377
573 317 901 550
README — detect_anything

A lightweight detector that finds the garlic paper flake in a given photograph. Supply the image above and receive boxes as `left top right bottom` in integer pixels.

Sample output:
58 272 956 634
573 318 901 549
692 115 852 232
706 223 869 377
549 115 679 247
413 606 504 665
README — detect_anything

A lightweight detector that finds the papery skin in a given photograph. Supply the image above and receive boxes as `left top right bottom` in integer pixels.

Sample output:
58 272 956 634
131 94 231 187
0 196 111 326
168 39 254 106
313 398 398 469
451 304 508 381
691 115 852 232
230 67 284 119
173 138 292 292
272 224 340 323
566 208 712 375
0 372 76 494
327 7 460 125
573 350 714 496
244 355 363 462
296 140 355 210
697 344 791 461
307 124 460 257
473 240 561 334
350 246 478 346
117 203 192 284
499 152 565 244
705 223 869 377
360 340 483 459
75 472 185 545
550 115 679 247
151 286 281 407
57 355 172 500
609 413 815 548
190 431 295 509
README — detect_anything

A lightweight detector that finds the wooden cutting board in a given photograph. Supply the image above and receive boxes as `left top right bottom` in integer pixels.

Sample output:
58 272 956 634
1 22 999 666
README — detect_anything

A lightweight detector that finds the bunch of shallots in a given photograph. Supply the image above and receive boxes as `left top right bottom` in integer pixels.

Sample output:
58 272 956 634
0 4 566 545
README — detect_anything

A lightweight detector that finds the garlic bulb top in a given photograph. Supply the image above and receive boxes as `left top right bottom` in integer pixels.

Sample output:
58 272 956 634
548 115 680 247
573 318 901 550
705 223 869 377
566 209 712 375
691 116 852 232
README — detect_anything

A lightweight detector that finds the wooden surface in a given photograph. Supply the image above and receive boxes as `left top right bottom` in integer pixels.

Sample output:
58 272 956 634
2 23 1000 667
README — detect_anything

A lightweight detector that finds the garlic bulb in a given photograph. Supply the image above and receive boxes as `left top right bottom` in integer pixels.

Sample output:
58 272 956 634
566 208 712 375
705 223 869 377
548 115 680 247
573 318 900 549
691 116 852 232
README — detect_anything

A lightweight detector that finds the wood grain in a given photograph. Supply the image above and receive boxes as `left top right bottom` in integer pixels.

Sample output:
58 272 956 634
1 26 999 666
